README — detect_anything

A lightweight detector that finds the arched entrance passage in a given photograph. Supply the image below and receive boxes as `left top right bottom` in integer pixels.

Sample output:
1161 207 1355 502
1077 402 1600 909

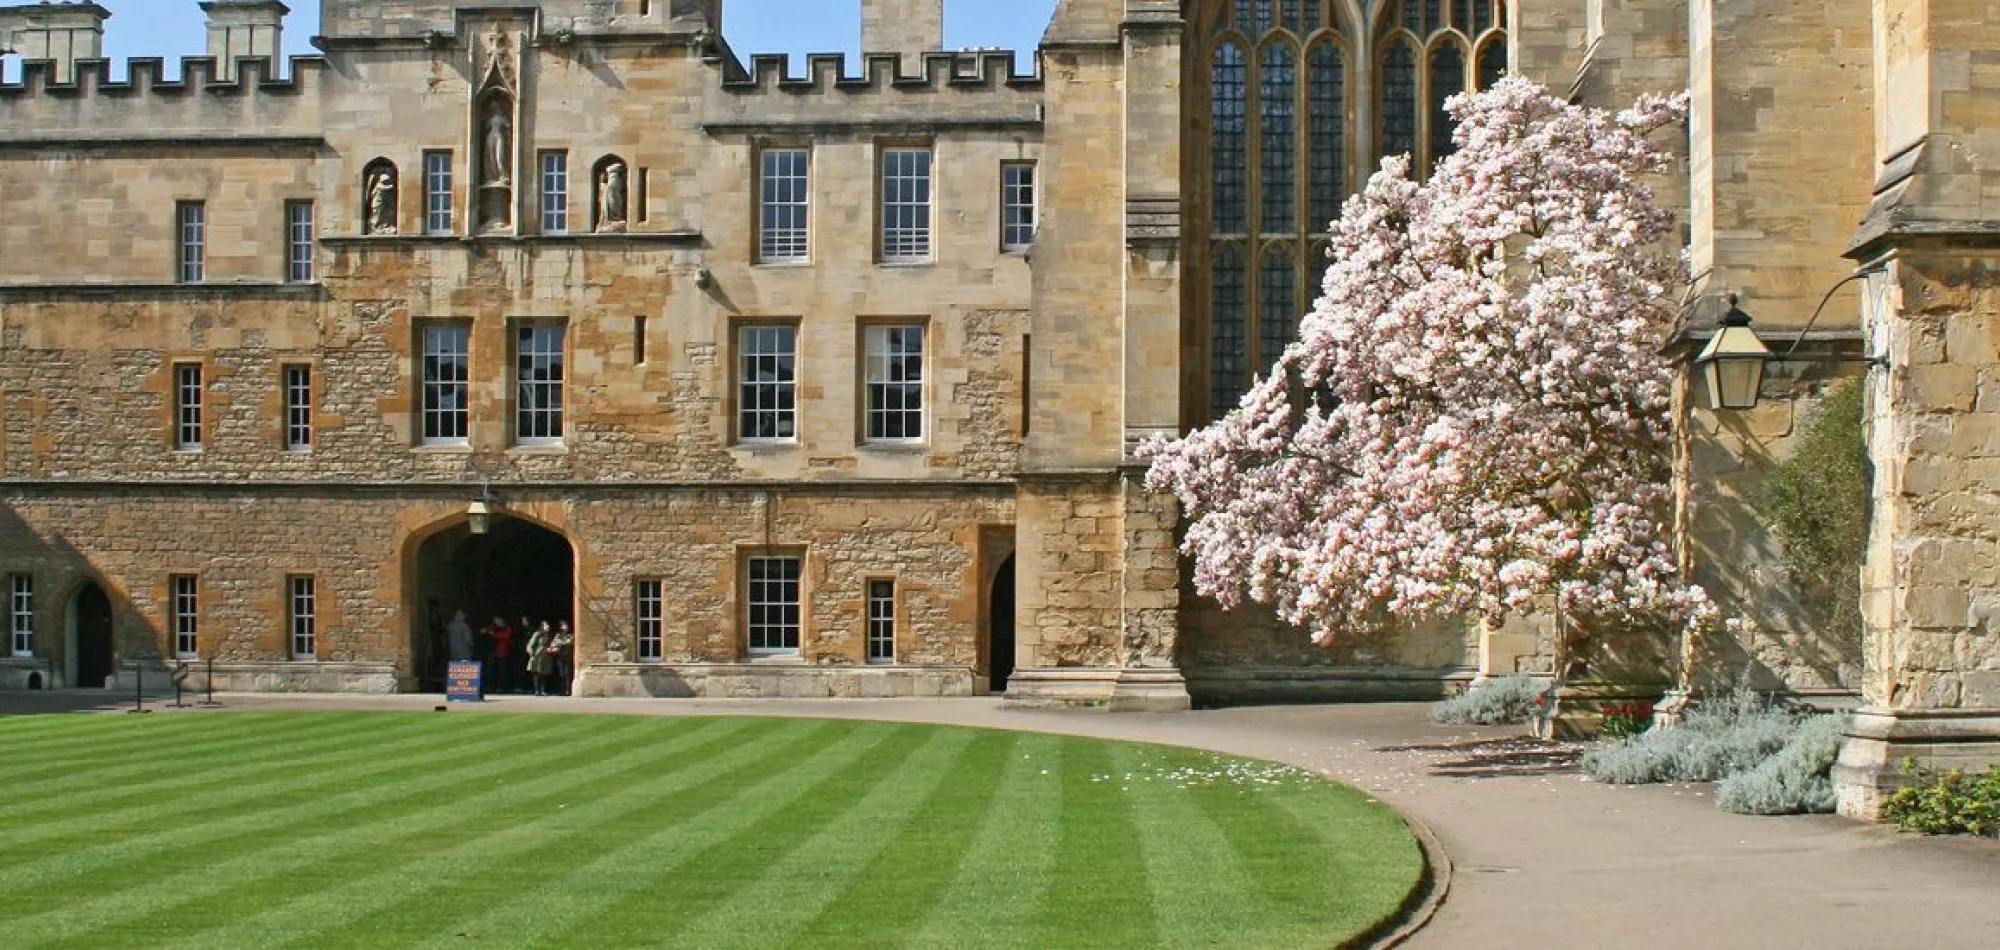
409 517 574 692
69 582 114 689
989 555 1016 693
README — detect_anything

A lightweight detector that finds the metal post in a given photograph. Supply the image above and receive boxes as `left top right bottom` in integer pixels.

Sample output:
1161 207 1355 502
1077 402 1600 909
200 656 221 707
126 664 148 715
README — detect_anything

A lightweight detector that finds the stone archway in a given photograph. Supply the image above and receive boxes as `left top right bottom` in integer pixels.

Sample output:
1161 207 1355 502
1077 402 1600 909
68 582 114 690
406 516 575 693
988 555 1017 693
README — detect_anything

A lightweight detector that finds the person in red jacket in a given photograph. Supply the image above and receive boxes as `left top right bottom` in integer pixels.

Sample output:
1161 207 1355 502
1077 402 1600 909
483 616 515 693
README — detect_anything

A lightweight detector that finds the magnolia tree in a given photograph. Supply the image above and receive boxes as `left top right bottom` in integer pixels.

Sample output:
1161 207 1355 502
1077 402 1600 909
1145 78 1716 664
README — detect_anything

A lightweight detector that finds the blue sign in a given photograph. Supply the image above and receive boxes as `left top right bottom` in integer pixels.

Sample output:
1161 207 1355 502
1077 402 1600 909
446 660 485 703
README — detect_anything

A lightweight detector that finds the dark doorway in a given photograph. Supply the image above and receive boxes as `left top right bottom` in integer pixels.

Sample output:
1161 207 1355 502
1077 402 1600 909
411 518 574 692
73 583 114 689
989 555 1016 693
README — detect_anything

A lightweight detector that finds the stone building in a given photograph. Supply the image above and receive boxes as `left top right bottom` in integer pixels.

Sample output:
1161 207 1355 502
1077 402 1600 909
1 0 1996 814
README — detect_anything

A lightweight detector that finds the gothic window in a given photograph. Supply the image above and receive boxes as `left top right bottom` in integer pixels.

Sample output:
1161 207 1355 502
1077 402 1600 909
1379 0 1506 176
1196 1 1347 420
1193 1 1508 422
1428 43 1467 163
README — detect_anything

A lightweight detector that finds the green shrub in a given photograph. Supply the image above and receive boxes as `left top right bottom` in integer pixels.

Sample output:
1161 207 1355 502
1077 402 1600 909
1581 688 1797 784
1714 713 1845 815
1883 764 2000 837
1430 674 1546 725
1757 381 1868 653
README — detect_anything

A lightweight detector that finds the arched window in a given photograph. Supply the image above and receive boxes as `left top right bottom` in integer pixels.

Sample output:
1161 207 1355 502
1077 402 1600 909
1377 0 1506 175
1191 0 1508 422
1193 1 1348 421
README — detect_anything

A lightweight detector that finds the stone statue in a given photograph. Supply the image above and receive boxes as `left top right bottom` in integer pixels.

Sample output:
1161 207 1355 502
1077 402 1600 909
484 107 511 186
598 162 628 231
367 170 397 235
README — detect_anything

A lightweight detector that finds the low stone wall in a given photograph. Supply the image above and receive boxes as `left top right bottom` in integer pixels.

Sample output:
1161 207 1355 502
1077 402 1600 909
577 663 974 699
1184 666 1471 706
0 657 54 690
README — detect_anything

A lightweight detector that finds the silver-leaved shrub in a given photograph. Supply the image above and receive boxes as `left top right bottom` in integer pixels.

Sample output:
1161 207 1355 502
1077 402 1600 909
1430 674 1547 725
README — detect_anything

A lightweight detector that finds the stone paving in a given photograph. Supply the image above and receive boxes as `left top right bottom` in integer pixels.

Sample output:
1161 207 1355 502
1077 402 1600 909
5 690 1998 948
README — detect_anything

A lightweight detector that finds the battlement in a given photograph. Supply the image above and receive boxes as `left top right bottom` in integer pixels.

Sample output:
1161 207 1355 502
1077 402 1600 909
0 53 320 95
0 55 325 139
721 50 1042 95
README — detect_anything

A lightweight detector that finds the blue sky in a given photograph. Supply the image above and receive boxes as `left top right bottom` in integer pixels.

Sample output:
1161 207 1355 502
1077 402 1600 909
3 1 1056 80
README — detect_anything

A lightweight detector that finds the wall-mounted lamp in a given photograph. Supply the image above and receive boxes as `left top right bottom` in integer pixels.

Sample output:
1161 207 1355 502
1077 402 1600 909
1695 300 1773 411
1692 270 1890 411
695 267 715 291
467 480 498 536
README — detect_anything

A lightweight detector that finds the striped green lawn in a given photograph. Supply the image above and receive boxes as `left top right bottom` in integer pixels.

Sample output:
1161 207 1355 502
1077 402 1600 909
0 712 1422 949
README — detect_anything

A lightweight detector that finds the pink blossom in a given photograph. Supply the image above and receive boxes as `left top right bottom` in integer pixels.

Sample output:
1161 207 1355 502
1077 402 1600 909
1144 79 1718 643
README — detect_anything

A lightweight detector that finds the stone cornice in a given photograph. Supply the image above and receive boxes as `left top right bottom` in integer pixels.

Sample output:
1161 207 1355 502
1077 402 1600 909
0 479 1019 496
0 134 325 154
320 230 705 249
702 117 1042 136
0 282 325 303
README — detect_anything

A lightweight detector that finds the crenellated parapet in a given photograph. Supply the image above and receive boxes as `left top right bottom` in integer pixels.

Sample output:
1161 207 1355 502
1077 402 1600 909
723 50 1041 93
708 51 1042 134
0 55 325 142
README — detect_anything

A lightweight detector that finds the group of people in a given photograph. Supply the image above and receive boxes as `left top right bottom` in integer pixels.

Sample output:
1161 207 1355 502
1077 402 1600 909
443 611 575 697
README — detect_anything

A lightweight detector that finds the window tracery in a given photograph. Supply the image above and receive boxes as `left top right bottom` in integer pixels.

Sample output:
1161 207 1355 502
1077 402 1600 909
1192 0 1508 422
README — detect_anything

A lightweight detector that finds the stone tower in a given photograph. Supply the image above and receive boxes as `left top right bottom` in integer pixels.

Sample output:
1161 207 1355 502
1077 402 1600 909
861 0 943 72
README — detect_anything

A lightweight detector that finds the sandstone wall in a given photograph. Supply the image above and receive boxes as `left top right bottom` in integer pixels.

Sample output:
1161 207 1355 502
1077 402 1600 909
0 485 1012 692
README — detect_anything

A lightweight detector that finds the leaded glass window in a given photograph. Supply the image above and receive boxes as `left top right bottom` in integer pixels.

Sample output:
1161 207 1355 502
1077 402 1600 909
1380 41 1419 166
1259 43 1297 235
1378 0 1507 175
1210 243 1248 418
1194 1 1505 422
1478 38 1507 90
1429 43 1467 164
1307 42 1344 230
1212 42 1248 236
1259 247 1298 360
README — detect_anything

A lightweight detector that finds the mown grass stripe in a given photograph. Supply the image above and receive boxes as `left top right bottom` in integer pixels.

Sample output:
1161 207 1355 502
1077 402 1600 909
0 714 581 910
550 722 939 947
670 726 984 947
402 720 898 950
786 729 1016 948
0 714 367 800
904 731 1064 949
139 717 771 950
1031 737 1160 949
1111 745 1271 949
1188 770 1423 943
0 714 509 855
0 713 258 763
8 715 657 950
0 714 443 831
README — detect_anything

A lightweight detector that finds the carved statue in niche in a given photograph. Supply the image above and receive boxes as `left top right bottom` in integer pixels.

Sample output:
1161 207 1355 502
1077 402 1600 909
598 162 628 232
366 167 397 235
483 104 512 187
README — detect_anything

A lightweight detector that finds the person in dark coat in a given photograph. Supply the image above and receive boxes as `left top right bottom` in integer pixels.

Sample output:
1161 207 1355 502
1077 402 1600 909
525 622 557 696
